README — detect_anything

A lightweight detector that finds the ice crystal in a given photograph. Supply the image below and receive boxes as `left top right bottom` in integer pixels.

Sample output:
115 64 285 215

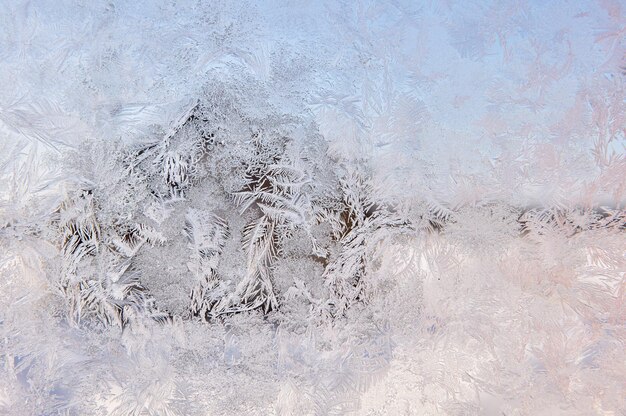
0 1 624 415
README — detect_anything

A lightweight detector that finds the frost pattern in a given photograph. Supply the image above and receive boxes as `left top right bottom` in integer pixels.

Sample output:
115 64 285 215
1 1 625 415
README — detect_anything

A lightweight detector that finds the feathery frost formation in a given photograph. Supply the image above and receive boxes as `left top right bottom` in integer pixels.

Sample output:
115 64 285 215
0 1 625 415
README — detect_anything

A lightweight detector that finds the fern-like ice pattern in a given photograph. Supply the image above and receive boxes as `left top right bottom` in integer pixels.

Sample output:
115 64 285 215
0 1 624 415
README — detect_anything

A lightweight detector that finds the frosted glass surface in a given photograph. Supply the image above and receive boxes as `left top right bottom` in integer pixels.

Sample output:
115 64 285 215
0 1 624 414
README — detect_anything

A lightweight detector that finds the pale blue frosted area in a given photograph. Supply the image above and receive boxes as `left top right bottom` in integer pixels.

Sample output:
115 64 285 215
1 1 623 205
0 1 624 415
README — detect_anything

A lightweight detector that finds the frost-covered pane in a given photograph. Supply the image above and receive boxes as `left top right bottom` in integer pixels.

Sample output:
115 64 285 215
1 1 624 415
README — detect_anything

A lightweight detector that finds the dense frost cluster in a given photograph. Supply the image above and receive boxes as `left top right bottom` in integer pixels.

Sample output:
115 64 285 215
0 1 625 415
